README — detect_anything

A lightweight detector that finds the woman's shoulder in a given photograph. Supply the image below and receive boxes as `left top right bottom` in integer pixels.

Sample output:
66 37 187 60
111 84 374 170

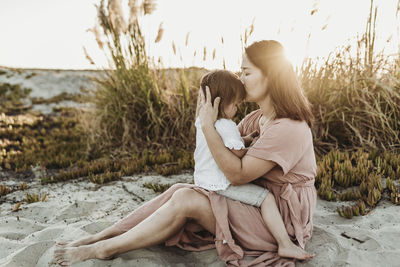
238 109 262 134
273 117 309 127
243 109 262 121
269 118 311 138
239 109 262 126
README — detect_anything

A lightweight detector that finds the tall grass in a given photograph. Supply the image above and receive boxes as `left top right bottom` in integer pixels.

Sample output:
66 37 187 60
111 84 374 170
84 0 400 159
301 0 400 155
83 0 202 157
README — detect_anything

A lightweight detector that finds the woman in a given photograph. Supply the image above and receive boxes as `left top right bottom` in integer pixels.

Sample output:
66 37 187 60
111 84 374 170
54 40 317 266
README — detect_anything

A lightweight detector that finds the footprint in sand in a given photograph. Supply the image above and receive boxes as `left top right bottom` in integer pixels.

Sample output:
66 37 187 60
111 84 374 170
0 240 54 267
297 225 349 267
52 201 99 223
0 216 45 241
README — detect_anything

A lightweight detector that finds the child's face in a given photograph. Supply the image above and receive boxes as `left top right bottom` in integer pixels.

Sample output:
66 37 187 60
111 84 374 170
223 100 240 119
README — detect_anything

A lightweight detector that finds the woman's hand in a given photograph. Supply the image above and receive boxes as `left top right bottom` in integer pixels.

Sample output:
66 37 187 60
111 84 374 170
198 86 220 128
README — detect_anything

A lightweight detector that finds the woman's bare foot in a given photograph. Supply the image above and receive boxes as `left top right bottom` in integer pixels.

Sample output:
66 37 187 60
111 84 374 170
56 236 95 248
278 243 315 260
54 244 108 266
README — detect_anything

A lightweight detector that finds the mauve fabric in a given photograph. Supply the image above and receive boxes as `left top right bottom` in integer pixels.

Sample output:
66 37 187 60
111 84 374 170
113 109 317 266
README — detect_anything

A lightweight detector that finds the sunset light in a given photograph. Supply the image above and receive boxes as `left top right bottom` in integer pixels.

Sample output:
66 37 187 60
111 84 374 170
0 0 398 70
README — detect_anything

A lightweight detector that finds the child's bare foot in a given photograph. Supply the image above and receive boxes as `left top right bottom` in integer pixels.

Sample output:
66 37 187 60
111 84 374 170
278 243 315 260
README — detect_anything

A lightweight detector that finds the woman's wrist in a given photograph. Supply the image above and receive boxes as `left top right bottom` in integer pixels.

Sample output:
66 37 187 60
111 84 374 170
201 121 215 132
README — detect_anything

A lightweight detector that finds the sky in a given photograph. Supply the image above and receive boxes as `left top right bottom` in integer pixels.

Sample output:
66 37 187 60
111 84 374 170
0 0 399 71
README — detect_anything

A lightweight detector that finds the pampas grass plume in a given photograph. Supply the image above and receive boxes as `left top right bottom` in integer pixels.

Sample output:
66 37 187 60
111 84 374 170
108 0 127 34
155 22 163 43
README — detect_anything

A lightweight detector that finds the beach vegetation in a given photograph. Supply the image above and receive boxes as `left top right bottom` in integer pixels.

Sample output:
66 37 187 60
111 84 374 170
0 82 32 115
12 201 22 212
0 184 12 197
316 149 400 218
143 182 172 193
24 72 37 79
301 0 400 156
0 107 87 172
25 192 48 203
30 92 89 105
41 148 194 183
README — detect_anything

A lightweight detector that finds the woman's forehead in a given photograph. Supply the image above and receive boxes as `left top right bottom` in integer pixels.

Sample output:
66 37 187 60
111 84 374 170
241 54 253 69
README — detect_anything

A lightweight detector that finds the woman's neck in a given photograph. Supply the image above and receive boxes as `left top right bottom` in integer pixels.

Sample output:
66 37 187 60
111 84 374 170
257 95 275 119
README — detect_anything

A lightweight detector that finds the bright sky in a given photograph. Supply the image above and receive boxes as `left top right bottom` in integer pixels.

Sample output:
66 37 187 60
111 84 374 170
0 0 399 71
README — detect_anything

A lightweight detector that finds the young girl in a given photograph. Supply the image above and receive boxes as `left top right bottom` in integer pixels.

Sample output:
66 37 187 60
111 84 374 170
194 70 312 259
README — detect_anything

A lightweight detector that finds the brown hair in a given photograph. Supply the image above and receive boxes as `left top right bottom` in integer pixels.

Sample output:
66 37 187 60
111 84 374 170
245 40 314 128
200 70 246 119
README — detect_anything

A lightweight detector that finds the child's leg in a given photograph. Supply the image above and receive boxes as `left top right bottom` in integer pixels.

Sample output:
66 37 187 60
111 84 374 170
216 184 314 260
260 193 314 260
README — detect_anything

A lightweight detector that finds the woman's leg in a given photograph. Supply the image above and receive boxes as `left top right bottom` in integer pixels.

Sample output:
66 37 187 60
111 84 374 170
54 188 216 266
57 183 190 248
56 224 124 248
260 193 314 260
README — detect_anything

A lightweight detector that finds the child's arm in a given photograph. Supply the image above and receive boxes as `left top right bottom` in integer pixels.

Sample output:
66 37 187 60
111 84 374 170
241 130 259 147
230 148 248 159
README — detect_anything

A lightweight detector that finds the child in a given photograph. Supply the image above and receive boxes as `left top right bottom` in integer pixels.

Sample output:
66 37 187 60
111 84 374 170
194 70 314 260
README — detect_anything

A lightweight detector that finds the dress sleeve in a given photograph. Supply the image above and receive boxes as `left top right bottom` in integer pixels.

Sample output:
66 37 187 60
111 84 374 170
246 120 310 175
237 119 245 136
215 119 245 150
237 109 260 136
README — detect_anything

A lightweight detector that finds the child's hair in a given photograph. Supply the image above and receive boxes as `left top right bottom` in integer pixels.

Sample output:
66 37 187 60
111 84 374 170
200 70 246 119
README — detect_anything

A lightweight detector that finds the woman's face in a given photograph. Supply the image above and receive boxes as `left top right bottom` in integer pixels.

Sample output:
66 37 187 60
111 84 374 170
240 54 268 102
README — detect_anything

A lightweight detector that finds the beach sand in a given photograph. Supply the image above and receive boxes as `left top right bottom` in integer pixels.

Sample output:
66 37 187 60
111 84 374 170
1 173 399 267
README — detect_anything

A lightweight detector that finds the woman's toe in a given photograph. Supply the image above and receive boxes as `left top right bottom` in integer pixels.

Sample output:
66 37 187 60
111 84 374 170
60 260 70 266
54 248 65 254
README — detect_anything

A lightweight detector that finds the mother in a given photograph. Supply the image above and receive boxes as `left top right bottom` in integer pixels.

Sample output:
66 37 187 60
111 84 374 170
54 40 317 266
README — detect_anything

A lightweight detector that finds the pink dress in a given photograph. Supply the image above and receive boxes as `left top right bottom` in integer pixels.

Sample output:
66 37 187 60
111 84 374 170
113 109 317 266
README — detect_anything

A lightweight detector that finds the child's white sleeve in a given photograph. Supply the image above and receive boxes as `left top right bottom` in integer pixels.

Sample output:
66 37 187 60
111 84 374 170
215 119 245 150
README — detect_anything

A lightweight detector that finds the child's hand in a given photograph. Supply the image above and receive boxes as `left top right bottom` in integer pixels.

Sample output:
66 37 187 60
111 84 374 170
242 130 259 147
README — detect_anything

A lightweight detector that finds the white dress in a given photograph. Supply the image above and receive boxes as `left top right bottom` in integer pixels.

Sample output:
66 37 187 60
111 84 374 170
194 117 245 191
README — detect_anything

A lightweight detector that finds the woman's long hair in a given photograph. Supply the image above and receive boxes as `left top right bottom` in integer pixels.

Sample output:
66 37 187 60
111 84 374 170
245 40 314 128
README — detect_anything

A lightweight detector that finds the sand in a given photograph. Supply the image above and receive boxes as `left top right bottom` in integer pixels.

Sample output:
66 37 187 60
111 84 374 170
0 68 101 115
0 172 399 267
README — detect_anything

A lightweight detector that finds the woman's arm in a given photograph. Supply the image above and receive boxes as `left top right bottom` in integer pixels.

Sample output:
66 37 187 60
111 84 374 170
201 124 276 185
199 87 276 185
230 148 247 158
